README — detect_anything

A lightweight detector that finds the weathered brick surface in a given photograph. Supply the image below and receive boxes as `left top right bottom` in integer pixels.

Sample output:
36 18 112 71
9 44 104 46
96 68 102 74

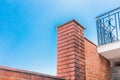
57 20 86 80
84 38 111 80
0 70 13 77
0 67 64 80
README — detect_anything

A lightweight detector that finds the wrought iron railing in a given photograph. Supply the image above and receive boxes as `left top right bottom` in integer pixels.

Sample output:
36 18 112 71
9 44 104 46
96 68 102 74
96 7 120 46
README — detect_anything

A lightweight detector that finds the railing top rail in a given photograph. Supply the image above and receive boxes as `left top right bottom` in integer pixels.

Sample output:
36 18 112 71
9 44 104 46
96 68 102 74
97 7 120 18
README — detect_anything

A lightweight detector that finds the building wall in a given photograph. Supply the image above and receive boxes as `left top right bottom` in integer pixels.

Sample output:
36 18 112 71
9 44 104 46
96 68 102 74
84 38 111 80
57 20 111 80
112 64 120 80
0 66 64 80
57 20 86 80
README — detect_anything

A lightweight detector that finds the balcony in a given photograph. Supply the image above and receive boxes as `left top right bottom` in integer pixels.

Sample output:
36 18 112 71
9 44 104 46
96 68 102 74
98 40 120 63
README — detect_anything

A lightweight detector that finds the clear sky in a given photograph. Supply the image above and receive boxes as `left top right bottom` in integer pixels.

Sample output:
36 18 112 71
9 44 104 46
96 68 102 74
0 0 120 75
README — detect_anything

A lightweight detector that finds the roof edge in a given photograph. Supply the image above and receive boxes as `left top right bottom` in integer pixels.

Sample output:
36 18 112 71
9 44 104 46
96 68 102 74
84 37 97 47
0 65 64 79
57 19 85 30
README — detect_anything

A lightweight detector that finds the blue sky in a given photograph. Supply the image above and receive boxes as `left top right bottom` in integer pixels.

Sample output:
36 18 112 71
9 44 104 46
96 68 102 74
0 0 120 75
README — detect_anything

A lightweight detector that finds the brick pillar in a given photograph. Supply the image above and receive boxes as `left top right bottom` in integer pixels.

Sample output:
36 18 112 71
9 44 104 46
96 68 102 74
57 20 86 80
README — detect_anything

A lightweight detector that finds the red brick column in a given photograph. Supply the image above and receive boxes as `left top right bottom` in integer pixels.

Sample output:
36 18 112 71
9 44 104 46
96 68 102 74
57 20 86 80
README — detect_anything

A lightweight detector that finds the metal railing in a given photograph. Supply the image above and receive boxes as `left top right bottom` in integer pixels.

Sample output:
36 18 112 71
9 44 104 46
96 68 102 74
96 7 120 46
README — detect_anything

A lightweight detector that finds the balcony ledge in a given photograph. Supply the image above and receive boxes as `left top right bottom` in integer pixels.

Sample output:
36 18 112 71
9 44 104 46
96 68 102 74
98 40 120 63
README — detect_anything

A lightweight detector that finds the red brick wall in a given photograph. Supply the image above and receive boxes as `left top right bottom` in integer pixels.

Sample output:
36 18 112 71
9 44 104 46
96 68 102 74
57 20 111 80
0 66 64 80
84 38 111 80
57 20 86 80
